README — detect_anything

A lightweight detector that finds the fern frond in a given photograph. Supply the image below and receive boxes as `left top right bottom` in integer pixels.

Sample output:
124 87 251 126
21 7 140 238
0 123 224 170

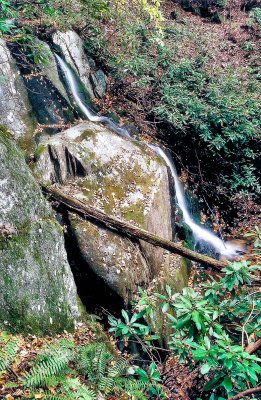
0 336 20 371
99 375 114 395
79 343 112 382
60 378 96 400
22 341 74 387
108 356 128 378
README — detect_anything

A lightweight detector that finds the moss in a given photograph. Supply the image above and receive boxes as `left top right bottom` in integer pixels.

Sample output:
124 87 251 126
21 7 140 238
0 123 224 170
0 124 13 140
0 217 77 335
76 129 97 143
121 200 145 228
34 143 46 159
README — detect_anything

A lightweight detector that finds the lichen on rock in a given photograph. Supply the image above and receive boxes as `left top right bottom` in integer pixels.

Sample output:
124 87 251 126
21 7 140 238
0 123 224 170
0 39 36 142
35 121 189 302
0 126 81 334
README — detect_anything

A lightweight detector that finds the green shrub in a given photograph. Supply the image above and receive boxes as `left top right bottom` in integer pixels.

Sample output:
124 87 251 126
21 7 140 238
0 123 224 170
153 60 260 194
109 258 261 399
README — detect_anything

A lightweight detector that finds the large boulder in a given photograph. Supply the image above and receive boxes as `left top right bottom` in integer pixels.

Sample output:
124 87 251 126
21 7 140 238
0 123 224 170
0 126 81 334
0 40 36 143
35 122 188 302
53 31 107 99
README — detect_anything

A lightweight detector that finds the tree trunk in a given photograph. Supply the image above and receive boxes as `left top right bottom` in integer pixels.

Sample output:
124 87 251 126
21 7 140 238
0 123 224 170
42 185 228 269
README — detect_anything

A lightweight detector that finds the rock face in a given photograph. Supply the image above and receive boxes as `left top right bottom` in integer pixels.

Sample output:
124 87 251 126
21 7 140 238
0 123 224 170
0 40 35 141
0 126 80 334
36 39 71 104
35 122 188 302
53 31 107 99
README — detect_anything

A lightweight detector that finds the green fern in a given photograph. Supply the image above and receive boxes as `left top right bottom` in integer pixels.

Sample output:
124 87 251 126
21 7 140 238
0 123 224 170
22 340 75 387
79 343 112 382
60 378 95 400
0 332 20 371
116 377 148 399
78 343 129 395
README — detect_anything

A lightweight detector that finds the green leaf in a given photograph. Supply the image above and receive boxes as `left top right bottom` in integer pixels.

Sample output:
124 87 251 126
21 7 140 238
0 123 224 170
222 376 233 391
203 375 224 391
136 368 148 381
176 314 191 329
162 303 170 313
201 363 211 375
192 311 202 330
121 310 129 323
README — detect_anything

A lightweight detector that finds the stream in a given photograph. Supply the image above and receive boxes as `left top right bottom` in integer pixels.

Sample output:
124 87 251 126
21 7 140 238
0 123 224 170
55 53 244 260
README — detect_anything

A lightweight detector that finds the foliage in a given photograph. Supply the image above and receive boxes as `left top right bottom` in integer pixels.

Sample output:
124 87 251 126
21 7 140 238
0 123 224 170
109 260 261 399
154 59 260 195
245 225 261 256
0 331 20 371
0 333 165 399
247 7 261 27
0 0 16 33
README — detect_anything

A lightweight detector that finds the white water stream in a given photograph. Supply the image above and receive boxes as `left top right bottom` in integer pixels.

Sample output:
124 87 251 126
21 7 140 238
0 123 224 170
55 54 131 138
55 53 243 259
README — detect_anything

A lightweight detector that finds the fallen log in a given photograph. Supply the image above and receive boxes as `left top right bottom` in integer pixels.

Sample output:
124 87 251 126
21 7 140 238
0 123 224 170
42 185 228 269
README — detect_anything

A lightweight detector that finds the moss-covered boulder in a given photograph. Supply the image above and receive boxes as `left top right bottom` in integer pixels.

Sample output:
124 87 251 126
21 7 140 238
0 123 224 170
35 122 188 302
0 127 80 334
0 40 36 142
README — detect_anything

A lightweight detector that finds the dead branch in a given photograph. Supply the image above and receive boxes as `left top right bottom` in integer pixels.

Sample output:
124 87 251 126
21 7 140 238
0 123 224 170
42 185 228 269
228 386 261 400
245 338 261 355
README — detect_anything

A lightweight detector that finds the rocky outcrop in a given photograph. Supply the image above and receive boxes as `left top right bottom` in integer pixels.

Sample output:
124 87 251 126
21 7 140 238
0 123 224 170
35 122 188 302
53 31 106 99
36 39 71 104
0 126 81 334
0 40 35 141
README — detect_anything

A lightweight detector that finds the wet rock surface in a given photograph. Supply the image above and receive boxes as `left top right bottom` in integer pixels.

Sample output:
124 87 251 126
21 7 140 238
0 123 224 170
53 31 107 99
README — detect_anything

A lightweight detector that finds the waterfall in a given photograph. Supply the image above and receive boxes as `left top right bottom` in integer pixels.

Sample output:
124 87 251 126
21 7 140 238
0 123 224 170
55 53 243 259
149 145 243 257
55 54 131 138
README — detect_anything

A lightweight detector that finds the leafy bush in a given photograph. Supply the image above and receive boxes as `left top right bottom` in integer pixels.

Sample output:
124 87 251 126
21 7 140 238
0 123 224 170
0 0 16 33
153 59 261 194
176 0 225 20
246 7 261 34
109 259 261 399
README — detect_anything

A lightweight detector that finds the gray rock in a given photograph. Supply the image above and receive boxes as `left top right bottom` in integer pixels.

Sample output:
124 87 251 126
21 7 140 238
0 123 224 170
53 31 95 98
35 122 188 302
91 69 107 99
0 39 36 141
52 31 107 99
0 127 80 334
35 39 71 104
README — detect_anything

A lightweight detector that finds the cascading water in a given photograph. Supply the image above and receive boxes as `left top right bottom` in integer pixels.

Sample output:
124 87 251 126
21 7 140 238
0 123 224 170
149 145 243 257
55 53 243 259
55 54 131 138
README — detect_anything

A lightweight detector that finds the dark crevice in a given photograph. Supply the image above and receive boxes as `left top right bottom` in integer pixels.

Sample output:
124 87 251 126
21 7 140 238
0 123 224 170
64 147 86 178
48 145 63 183
55 205 124 323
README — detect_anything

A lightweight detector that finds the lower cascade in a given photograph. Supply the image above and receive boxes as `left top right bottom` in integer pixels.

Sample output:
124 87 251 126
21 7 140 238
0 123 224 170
55 51 243 260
